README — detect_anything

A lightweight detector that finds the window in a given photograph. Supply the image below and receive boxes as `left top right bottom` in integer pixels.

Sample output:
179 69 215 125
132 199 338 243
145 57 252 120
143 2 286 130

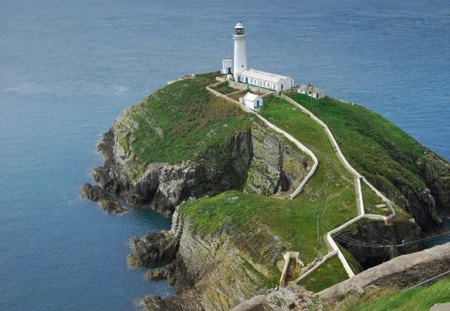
235 28 244 35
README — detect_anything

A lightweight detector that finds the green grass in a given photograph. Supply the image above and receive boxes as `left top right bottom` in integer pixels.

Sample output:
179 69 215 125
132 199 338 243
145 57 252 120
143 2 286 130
299 254 349 292
286 93 428 205
212 82 238 95
341 277 450 311
114 72 257 180
361 181 386 216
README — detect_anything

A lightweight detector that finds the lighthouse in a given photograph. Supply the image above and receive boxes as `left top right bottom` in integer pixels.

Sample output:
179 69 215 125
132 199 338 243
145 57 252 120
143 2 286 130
220 22 294 92
233 22 247 81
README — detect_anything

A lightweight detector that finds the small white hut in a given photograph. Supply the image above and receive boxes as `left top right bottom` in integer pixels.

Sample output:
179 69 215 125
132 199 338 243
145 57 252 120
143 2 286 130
242 92 263 110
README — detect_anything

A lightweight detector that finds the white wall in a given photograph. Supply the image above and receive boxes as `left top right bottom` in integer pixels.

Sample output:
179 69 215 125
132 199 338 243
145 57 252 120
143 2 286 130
222 59 233 75
244 96 262 109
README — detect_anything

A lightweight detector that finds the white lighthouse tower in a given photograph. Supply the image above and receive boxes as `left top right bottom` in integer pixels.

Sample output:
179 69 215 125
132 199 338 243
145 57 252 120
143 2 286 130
233 22 248 81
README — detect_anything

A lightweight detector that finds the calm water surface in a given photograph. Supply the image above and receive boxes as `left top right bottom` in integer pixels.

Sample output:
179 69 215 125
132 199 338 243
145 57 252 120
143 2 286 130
0 0 449 310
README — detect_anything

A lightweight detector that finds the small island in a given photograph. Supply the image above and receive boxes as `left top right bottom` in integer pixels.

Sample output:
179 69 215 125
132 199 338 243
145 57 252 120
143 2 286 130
83 23 450 311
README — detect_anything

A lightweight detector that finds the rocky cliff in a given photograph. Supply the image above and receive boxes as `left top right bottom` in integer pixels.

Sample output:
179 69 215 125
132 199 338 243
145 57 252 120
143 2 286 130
334 219 422 270
131 207 287 310
83 121 311 216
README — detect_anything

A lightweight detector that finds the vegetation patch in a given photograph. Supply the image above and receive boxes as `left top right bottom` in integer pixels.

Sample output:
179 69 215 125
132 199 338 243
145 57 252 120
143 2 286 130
211 82 239 95
298 255 349 292
114 72 257 180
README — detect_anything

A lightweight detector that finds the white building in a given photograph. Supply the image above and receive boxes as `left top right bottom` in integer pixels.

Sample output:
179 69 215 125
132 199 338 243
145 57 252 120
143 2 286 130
242 92 263 110
298 84 325 99
222 58 233 75
221 22 294 92
239 69 294 92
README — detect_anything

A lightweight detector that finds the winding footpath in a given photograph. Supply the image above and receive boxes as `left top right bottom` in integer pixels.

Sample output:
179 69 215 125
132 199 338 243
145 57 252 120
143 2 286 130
206 81 396 288
281 94 396 285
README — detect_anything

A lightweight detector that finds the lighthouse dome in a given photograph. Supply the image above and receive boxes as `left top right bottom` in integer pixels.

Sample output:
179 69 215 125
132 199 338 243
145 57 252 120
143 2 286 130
234 22 245 36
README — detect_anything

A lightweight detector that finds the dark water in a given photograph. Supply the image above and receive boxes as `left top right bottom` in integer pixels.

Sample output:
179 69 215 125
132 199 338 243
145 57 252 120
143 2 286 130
0 0 449 310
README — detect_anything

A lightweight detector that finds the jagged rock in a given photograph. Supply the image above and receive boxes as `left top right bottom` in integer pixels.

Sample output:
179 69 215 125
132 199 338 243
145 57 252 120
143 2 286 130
81 183 125 213
231 285 319 311
146 265 177 285
129 231 178 267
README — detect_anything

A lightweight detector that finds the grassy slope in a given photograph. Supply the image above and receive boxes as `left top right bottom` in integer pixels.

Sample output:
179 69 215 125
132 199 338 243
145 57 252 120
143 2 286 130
287 93 427 204
340 277 450 311
114 72 256 180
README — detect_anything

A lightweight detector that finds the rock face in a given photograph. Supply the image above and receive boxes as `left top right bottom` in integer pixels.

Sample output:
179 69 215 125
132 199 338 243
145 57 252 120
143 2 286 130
244 127 308 196
367 148 450 233
335 219 422 270
83 123 311 216
231 285 319 311
135 209 288 310
418 150 450 221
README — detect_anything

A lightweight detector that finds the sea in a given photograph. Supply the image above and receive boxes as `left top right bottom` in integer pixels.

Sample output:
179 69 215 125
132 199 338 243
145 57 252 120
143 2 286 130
0 0 449 310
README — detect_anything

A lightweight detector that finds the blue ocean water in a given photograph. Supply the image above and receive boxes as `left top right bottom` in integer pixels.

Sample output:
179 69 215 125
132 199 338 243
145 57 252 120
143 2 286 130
0 0 449 310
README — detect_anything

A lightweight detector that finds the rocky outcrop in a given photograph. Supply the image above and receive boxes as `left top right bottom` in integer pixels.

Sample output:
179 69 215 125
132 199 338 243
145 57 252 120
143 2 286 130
81 182 125 213
83 123 311 216
244 126 309 197
419 150 450 216
134 208 288 310
365 148 450 233
231 285 319 311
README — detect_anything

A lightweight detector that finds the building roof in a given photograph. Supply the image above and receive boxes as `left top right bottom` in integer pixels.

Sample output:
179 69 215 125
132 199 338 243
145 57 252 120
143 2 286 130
244 92 260 101
240 69 291 84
